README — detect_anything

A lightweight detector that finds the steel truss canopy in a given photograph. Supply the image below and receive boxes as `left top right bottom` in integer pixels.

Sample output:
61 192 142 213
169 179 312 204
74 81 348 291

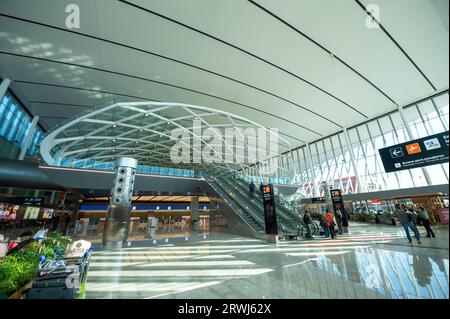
40 101 292 175
0 0 448 152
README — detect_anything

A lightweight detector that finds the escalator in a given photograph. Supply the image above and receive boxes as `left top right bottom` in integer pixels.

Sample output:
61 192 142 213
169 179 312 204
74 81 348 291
198 172 318 238
232 177 320 236
198 178 266 239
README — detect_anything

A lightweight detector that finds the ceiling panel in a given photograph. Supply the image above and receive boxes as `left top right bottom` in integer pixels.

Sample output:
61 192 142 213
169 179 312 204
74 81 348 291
130 0 393 115
253 0 440 105
360 0 449 91
0 0 447 160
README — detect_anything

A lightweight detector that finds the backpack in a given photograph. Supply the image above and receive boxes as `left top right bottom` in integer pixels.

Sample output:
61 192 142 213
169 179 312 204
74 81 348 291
418 211 428 220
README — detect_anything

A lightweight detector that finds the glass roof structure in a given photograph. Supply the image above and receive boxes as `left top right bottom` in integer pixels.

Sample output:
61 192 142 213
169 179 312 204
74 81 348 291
41 101 293 177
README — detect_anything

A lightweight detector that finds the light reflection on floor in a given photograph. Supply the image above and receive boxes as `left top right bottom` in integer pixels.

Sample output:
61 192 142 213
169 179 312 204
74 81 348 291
85 223 449 299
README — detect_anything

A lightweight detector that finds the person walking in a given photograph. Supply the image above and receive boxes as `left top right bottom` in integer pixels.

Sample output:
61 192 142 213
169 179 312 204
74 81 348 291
249 181 256 197
303 210 314 239
324 209 337 239
417 206 436 238
320 214 330 238
394 204 422 244
335 210 344 234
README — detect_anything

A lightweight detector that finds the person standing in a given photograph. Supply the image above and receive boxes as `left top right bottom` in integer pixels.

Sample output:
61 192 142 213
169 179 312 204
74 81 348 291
320 214 330 238
249 181 256 197
417 206 436 238
394 204 422 244
335 210 343 235
303 210 314 239
341 209 350 234
325 209 337 239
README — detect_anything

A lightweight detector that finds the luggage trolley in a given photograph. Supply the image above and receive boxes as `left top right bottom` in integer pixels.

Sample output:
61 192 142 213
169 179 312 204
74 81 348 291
26 240 92 299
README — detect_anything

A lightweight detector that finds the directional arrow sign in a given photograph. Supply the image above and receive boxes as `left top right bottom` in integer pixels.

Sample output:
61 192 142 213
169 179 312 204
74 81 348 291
389 147 404 158
379 131 449 173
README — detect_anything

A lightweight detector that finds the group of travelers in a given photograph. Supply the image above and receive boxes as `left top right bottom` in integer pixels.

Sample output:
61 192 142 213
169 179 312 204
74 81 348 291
302 208 350 240
248 179 438 244
317 209 350 239
394 203 436 244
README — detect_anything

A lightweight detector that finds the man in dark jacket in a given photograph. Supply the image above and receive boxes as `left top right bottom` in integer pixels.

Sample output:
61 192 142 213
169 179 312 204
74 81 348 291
249 181 256 197
303 211 314 239
342 209 350 234
395 204 422 244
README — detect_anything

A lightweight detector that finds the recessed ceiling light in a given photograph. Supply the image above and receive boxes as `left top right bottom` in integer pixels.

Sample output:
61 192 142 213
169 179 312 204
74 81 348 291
139 129 143 132
113 124 117 128
112 149 115 152
112 139 116 142
145 113 149 117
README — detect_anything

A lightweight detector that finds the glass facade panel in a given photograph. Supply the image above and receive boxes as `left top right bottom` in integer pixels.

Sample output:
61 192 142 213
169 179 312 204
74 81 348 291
0 91 44 156
240 92 449 197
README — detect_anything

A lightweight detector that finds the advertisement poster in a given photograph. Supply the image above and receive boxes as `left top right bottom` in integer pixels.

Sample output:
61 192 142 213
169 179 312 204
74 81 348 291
0 204 18 220
42 208 54 219
24 206 40 219
438 208 449 224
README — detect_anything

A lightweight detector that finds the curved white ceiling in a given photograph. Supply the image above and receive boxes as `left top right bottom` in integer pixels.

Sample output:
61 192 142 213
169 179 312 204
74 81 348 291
0 0 448 153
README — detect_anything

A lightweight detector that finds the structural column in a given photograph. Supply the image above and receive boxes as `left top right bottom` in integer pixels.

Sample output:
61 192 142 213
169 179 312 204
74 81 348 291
102 157 137 248
190 196 199 231
0 78 11 102
342 128 366 193
305 143 319 197
18 116 39 160
396 105 432 185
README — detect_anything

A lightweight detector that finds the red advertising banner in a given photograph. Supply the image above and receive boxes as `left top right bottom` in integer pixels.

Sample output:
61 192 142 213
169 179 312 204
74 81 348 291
438 208 449 224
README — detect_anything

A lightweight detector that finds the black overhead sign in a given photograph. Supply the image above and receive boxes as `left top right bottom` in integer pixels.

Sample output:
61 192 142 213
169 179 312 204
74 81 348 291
379 131 449 173
312 197 326 203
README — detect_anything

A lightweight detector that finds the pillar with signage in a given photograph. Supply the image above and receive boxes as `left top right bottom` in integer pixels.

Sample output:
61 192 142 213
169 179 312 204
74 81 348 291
330 189 344 217
102 157 137 249
261 184 278 241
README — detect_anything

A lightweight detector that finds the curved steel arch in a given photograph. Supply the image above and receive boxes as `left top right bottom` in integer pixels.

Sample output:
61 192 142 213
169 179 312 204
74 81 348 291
40 101 293 178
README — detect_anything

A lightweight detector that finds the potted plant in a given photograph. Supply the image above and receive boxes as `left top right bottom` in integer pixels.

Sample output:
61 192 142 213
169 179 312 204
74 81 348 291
0 232 73 298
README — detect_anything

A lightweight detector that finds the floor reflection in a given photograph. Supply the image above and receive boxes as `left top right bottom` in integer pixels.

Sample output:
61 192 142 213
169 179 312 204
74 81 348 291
85 223 449 299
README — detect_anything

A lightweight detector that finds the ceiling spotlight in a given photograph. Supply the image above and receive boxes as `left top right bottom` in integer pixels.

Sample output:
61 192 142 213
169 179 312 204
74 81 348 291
145 113 149 117
135 141 139 144
112 139 116 142
139 129 143 132
112 149 115 152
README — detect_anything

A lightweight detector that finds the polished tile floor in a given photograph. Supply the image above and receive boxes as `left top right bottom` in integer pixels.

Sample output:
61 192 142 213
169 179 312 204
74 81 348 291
85 223 449 299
